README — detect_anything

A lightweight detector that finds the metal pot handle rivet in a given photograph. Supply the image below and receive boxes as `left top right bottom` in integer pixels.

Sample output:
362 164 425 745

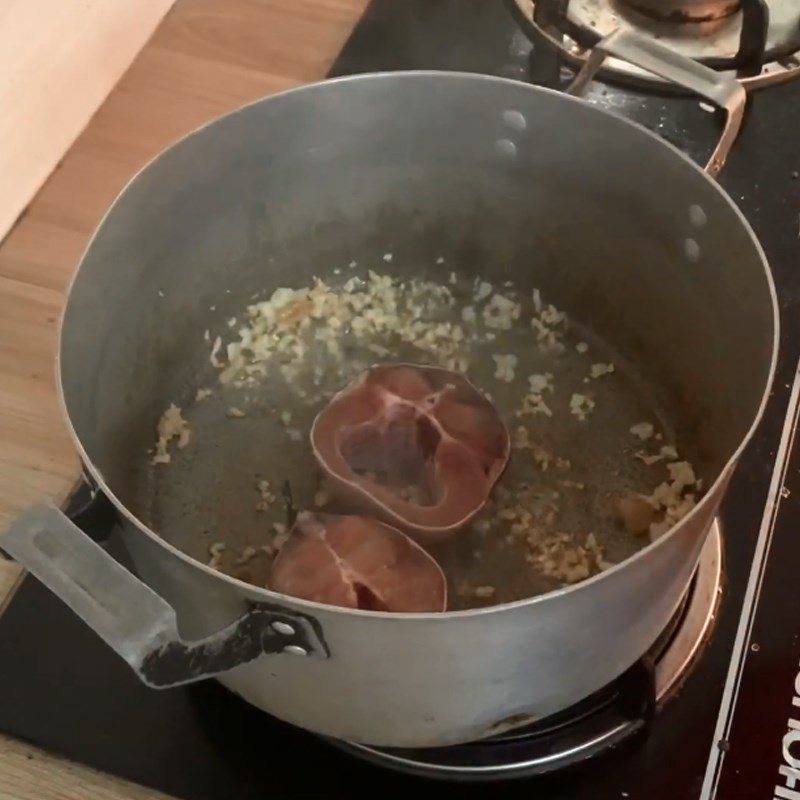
272 620 296 636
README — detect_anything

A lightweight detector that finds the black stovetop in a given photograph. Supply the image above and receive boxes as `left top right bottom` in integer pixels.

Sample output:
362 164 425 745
2 2 800 799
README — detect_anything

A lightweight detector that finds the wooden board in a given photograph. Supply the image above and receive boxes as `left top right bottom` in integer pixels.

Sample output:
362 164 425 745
0 561 23 616
0 0 177 241
0 0 367 530
0 734 175 800
0 0 366 797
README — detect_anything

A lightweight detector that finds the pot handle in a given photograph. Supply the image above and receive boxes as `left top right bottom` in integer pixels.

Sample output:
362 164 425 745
1 504 329 688
566 28 746 177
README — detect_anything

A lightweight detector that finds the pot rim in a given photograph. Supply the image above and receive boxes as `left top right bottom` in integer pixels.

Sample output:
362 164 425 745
56 70 780 621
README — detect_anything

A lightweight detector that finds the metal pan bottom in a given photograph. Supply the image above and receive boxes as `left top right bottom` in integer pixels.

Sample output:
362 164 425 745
326 521 722 780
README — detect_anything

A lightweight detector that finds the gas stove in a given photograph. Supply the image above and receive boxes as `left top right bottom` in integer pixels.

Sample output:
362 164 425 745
508 0 800 87
1 2 799 799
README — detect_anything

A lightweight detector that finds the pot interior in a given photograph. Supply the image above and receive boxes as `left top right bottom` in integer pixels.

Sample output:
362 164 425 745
60 74 776 607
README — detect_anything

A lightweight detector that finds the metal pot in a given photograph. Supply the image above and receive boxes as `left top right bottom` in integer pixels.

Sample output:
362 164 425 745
1 31 777 747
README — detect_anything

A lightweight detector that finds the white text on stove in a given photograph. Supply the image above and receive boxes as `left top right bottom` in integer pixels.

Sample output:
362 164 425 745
775 660 800 799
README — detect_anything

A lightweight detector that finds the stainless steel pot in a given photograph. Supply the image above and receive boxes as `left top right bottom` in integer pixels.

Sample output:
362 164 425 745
1 31 777 747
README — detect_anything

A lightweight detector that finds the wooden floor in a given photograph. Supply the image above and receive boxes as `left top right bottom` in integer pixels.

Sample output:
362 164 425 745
0 1 365 797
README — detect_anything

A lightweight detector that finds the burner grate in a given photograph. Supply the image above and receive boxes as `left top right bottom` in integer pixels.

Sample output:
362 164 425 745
507 0 800 89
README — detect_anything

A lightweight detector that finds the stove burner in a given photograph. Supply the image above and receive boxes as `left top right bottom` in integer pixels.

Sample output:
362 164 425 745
621 0 742 24
329 523 722 780
509 0 800 89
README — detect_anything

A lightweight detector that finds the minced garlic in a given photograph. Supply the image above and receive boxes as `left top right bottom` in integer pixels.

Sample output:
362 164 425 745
590 363 615 379
473 280 493 302
152 404 190 465
569 393 595 421
492 354 518 383
645 460 701 541
483 294 521 330
630 422 654 440
518 393 553 417
208 542 226 569
255 480 276 513
528 373 554 394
